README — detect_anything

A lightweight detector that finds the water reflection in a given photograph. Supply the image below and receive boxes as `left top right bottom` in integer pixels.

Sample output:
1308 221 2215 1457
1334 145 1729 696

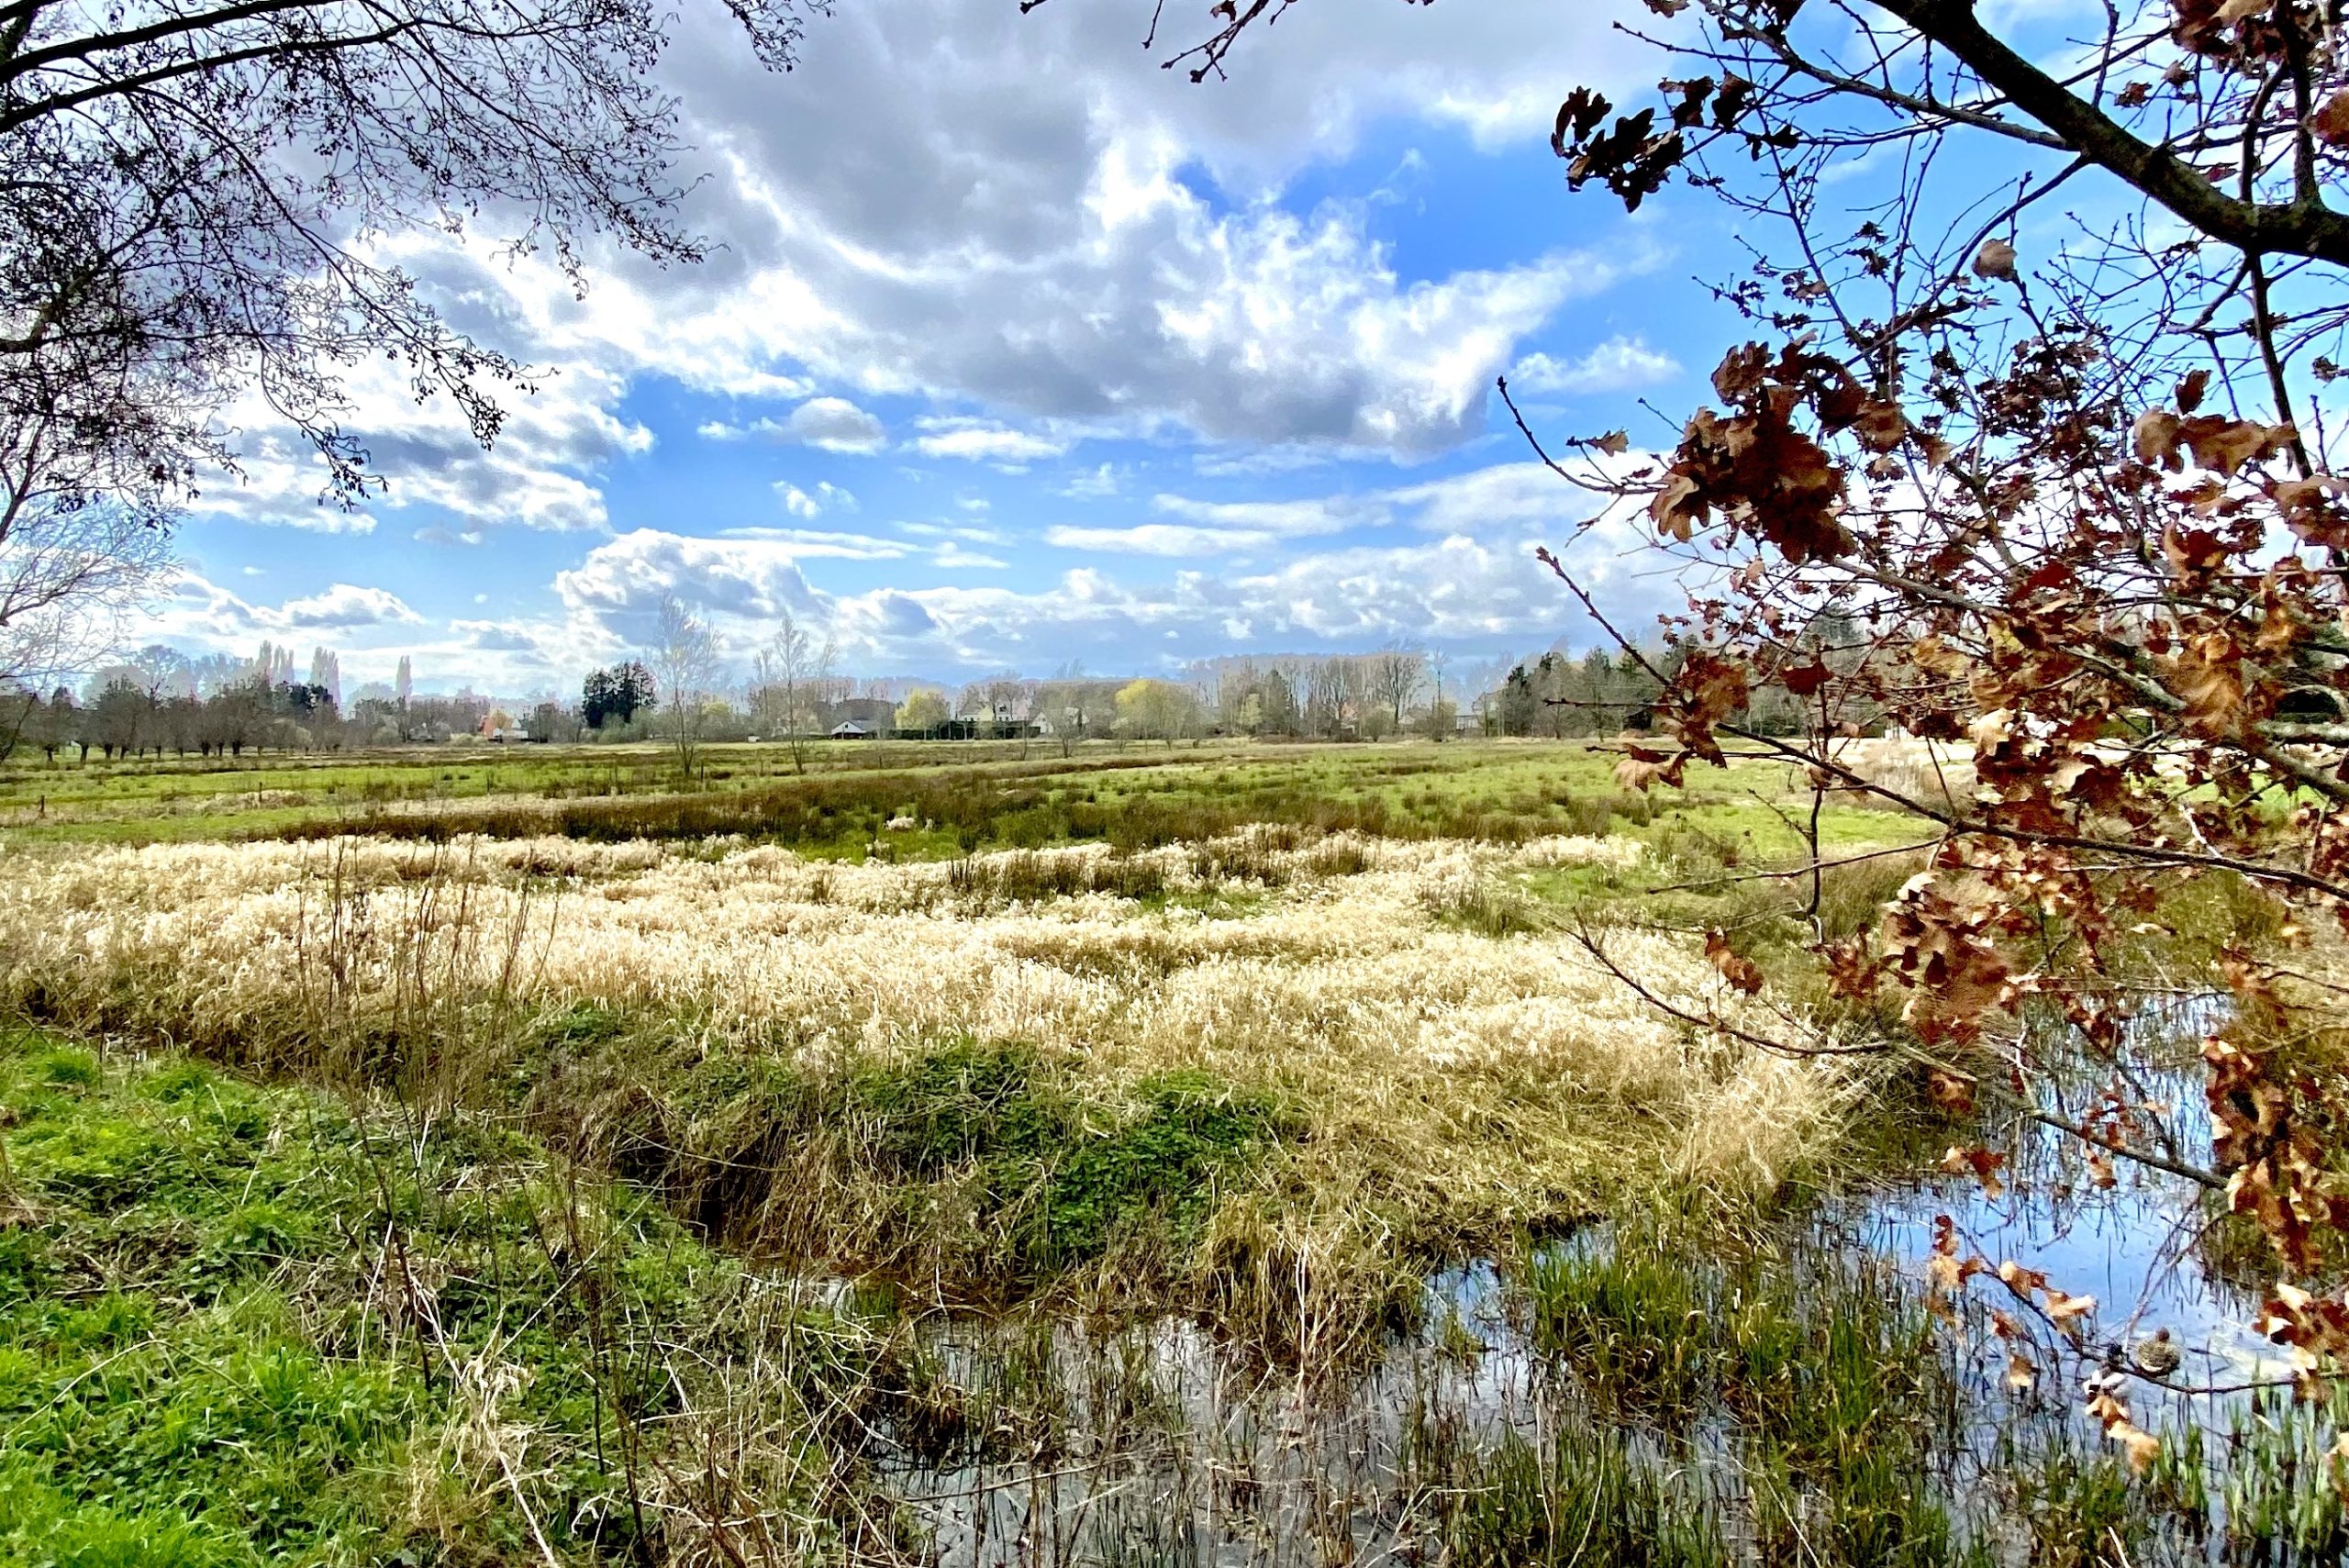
838 999 2341 1564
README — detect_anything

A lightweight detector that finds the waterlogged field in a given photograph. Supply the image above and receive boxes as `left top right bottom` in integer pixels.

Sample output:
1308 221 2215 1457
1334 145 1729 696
0 735 1923 860
0 739 2334 1565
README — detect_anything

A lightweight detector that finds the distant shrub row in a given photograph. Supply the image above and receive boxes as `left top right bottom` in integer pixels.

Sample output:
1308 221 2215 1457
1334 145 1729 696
274 763 1653 854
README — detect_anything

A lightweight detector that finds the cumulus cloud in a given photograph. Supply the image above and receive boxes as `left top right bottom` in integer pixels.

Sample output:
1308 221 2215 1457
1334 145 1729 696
554 528 831 646
774 480 857 517
542 457 1663 676
1508 335 1682 397
195 354 647 537
143 574 426 648
277 584 427 629
909 418 1071 464
703 397 888 454
359 0 1665 474
132 0 1687 681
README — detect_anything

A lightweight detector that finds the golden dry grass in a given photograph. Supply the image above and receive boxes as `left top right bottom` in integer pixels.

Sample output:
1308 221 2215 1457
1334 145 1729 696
0 830 1854 1196
0 828 1871 1354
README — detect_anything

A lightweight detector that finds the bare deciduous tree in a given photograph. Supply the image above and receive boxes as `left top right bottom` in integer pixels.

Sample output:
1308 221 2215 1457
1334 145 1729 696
647 594 720 780
751 608 835 774
0 495 172 687
1364 642 1425 732
1 0 816 657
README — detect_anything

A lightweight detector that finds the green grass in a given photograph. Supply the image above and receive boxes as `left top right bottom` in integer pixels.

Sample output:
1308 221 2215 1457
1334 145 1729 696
854 1044 1285 1264
0 1029 896 1566
0 737 1897 864
566 1035 1294 1295
1522 1219 1991 1567
3 1029 2340 1563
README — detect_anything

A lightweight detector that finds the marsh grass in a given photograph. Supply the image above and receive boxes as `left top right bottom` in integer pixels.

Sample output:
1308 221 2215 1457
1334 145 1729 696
1407 1411 1739 1568
1 740 1869 873
262 762 1659 863
0 829 1873 1366
1524 1218 1984 1563
5 990 2343 1562
1418 872 1550 937
0 1029 922 1567
947 850 1172 906
17 740 2349 1562
669 1040 1291 1280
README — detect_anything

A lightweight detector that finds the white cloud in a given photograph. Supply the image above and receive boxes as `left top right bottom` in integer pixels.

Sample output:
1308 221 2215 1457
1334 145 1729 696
276 584 426 629
711 525 914 559
932 543 1009 569
1508 335 1681 397
1151 493 1376 538
450 619 545 653
1059 462 1123 498
358 0 1666 474
193 352 647 537
1052 463 1593 560
909 418 1070 463
145 573 427 649
702 397 888 454
541 456 1664 676
774 479 857 517
1046 523 1275 556
199 502 377 536
126 0 1689 682
901 521 1006 544
554 529 831 646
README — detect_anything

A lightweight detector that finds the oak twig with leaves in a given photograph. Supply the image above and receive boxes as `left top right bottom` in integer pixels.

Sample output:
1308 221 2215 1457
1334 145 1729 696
1149 0 2349 1472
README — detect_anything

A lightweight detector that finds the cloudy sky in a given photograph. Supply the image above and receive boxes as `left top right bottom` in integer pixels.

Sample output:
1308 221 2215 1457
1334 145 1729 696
139 0 1760 695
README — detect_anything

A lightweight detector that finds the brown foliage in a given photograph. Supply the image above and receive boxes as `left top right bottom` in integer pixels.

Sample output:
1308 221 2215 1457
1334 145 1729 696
1512 0 2349 1408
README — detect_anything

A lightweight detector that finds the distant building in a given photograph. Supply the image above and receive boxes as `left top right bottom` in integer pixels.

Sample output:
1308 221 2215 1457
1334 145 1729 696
820 696 896 736
830 719 875 740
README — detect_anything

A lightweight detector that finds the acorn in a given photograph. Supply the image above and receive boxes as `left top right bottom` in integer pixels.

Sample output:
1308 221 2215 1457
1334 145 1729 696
2131 1328 2182 1378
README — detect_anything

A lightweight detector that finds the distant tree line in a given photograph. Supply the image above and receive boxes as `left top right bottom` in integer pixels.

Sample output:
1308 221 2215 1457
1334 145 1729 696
1488 619 1866 740
0 643 515 761
582 662 656 730
0 628 1867 765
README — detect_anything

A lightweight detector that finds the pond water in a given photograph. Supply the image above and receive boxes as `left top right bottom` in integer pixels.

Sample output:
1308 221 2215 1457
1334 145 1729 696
836 1084 2340 1565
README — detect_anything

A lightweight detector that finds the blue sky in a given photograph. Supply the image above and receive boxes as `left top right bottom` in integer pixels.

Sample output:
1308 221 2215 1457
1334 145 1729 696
129 0 1821 696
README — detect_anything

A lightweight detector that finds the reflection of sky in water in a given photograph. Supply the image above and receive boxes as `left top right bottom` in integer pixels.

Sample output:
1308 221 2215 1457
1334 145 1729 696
817 999 2324 1563
1853 994 2295 1407
1854 1166 2283 1393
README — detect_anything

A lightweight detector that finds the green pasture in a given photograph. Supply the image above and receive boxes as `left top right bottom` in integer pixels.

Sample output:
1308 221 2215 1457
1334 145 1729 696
0 737 1909 862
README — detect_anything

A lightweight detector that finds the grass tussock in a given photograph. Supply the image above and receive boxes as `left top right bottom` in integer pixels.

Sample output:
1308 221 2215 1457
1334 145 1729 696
0 1029 922 1567
0 830 1864 1351
245 753 1664 861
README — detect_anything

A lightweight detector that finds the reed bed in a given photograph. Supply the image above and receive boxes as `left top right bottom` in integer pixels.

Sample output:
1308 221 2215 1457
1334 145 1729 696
0 828 1865 1347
